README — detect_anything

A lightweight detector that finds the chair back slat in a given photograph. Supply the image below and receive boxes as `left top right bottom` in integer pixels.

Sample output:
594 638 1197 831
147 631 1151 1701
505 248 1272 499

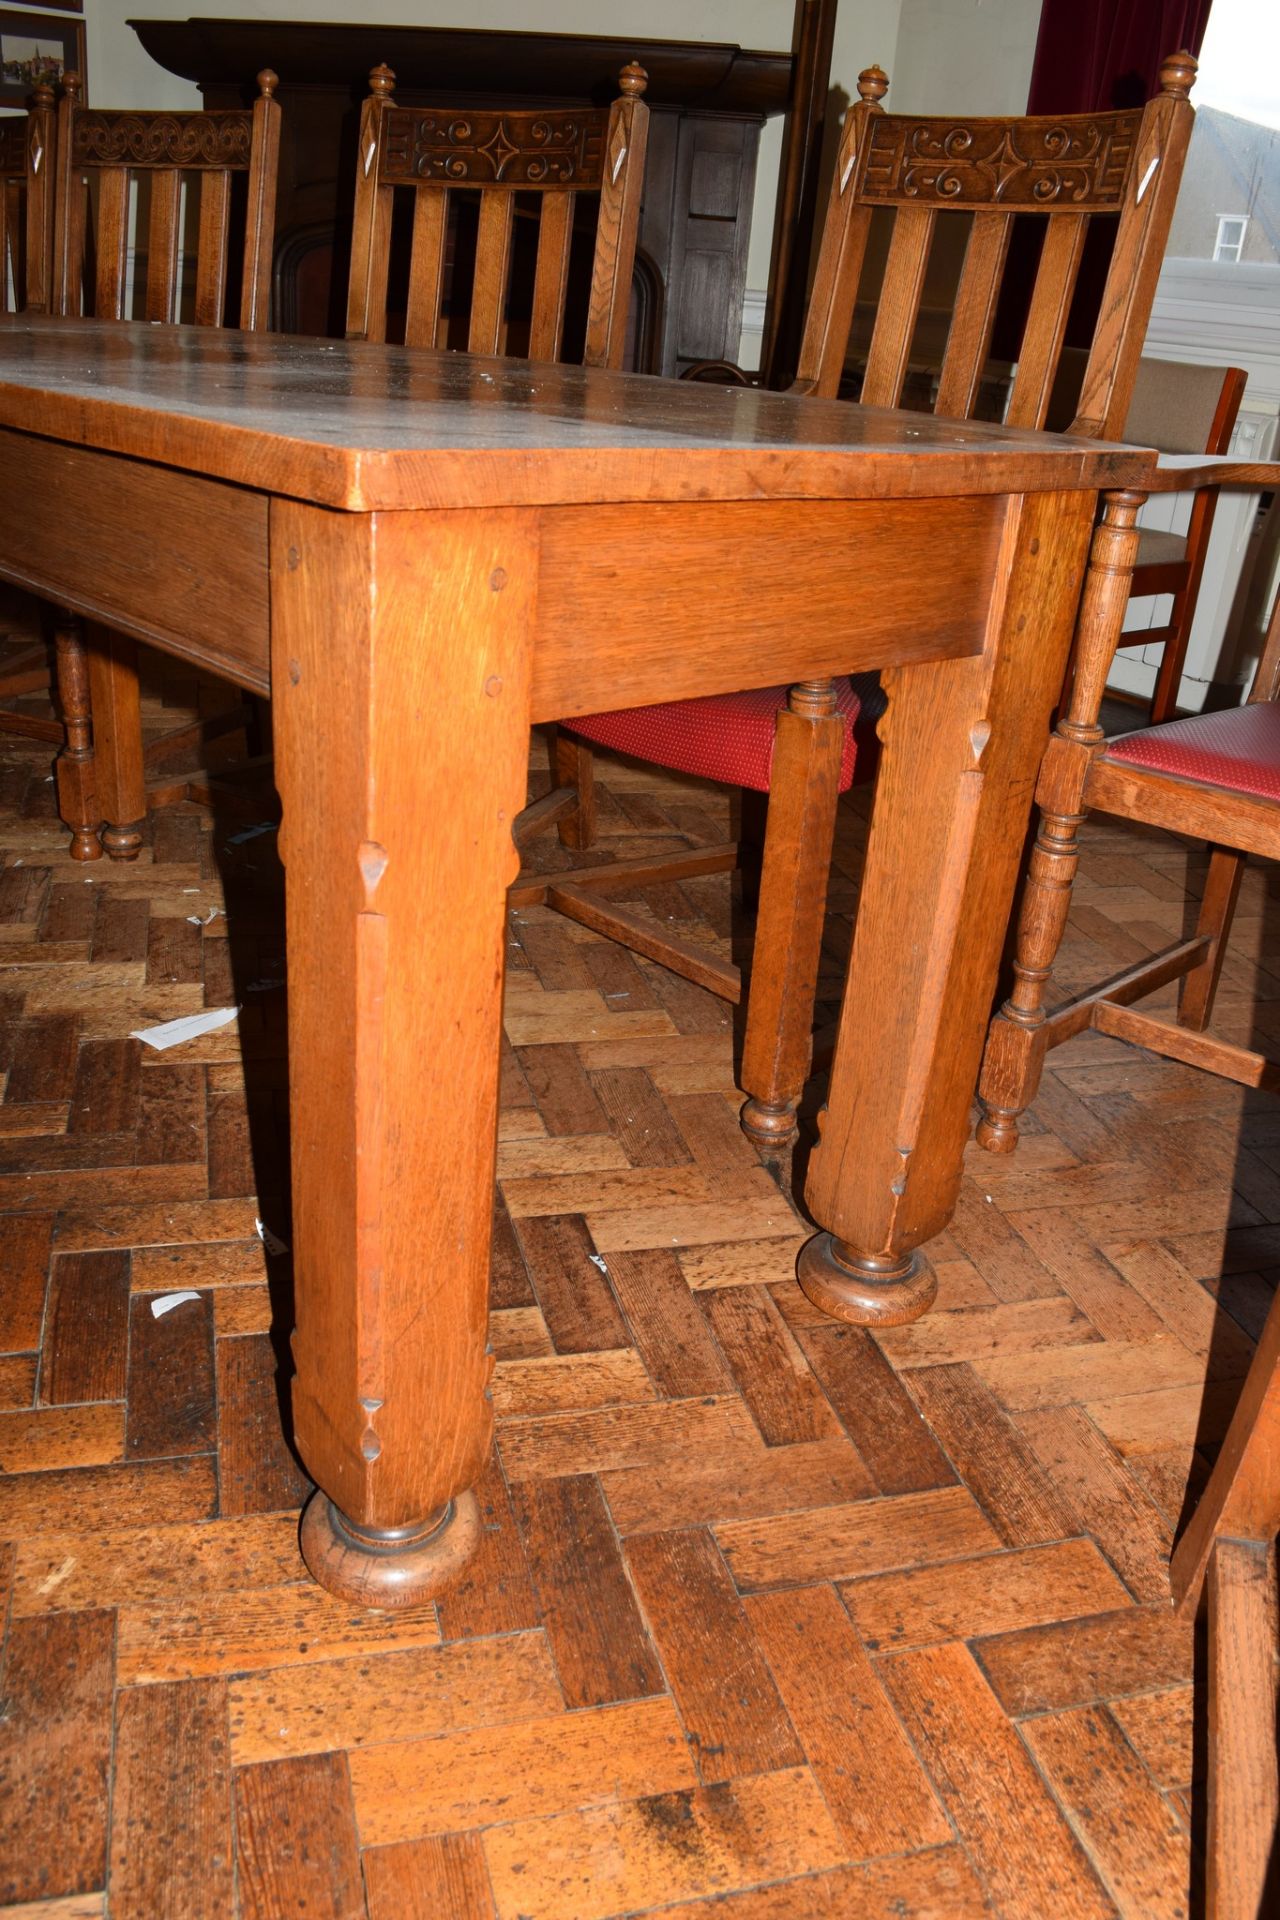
934 210 1013 419
347 62 648 372
858 204 935 409
94 167 130 319
0 178 11 310
144 168 182 321
5 177 25 311
193 170 231 326
467 188 514 357
52 70 280 330
403 189 447 348
795 53 1197 440
528 190 574 362
1005 212 1088 429
0 170 16 314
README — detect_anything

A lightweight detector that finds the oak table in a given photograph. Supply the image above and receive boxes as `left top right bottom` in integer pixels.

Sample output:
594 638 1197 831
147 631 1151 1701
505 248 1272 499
0 318 1154 1606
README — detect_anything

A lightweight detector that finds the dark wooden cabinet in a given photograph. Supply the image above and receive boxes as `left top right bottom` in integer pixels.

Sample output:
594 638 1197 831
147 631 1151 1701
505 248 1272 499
129 18 793 375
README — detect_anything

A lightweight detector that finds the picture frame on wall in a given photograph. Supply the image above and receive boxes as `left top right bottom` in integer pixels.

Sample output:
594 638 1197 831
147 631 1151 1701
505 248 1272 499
0 8 85 107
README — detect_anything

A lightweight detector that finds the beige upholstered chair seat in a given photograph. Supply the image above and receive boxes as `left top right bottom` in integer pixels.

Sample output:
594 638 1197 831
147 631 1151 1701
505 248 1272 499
1134 526 1189 567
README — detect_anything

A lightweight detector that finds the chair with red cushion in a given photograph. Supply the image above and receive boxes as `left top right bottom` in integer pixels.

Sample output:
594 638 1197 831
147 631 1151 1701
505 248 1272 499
978 476 1280 1150
522 53 1198 1148
513 674 883 1148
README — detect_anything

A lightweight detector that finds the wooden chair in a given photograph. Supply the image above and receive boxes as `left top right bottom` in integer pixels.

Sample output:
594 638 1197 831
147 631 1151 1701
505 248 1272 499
344 61 649 366
1118 357 1247 724
0 85 59 749
48 70 282 861
1171 1278 1280 1920
519 54 1198 1150
977 463 1280 1152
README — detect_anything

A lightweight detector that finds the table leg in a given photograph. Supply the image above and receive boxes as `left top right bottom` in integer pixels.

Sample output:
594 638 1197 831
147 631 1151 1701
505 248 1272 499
799 490 1095 1327
270 501 537 1606
86 627 146 862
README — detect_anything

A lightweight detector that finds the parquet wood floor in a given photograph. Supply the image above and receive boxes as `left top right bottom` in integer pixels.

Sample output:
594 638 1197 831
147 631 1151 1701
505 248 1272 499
1 589 1275 1919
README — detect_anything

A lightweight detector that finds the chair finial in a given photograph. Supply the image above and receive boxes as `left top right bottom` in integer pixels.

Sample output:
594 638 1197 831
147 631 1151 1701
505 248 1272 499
256 69 279 100
63 71 83 103
369 64 396 99
1159 50 1197 98
618 62 648 98
31 79 54 108
858 66 889 104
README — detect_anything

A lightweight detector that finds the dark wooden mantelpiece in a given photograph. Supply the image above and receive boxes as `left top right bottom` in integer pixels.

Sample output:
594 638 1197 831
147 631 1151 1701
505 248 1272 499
130 17 793 374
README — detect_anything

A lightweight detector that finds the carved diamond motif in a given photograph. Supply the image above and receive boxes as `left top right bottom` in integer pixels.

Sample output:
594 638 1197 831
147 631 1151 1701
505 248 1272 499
483 123 519 177
607 119 628 185
988 129 1028 196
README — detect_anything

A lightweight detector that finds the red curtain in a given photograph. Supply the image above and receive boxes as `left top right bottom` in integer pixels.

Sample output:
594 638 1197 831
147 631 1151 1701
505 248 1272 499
1027 0 1215 114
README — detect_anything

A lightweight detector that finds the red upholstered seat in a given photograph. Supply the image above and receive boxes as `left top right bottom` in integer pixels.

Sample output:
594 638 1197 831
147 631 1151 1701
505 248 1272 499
567 676 865 795
1107 702 1280 803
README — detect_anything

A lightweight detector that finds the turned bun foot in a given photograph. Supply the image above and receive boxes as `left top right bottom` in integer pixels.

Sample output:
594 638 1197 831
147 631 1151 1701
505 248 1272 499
797 1232 937 1327
101 820 145 863
300 1488 481 1608
975 1104 1021 1153
740 1096 798 1150
68 826 102 862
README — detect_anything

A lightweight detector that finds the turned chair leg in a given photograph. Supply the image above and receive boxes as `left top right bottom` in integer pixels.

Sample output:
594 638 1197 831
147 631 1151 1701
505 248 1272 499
52 609 101 862
86 625 146 862
976 489 1146 1152
554 729 597 850
1178 846 1246 1033
740 680 845 1149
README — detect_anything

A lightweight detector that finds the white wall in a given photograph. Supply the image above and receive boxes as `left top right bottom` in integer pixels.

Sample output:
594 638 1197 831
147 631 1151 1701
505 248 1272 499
1111 259 1280 710
888 0 1038 115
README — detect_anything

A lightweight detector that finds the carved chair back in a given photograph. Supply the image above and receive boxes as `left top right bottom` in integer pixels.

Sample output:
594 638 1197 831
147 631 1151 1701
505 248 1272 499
2 86 55 313
52 70 281 327
345 62 649 368
795 54 1196 439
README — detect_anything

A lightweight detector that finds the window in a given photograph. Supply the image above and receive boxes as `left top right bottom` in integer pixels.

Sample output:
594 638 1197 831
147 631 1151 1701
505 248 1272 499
1214 214 1249 263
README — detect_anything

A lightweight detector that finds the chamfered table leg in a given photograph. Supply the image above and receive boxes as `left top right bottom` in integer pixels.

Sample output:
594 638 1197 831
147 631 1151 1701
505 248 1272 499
85 625 146 862
800 489 1096 1327
270 499 537 1606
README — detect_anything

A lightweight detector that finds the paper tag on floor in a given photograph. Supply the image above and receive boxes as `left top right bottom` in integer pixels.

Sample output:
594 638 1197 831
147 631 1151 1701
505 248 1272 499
151 1290 201 1318
130 1007 239 1051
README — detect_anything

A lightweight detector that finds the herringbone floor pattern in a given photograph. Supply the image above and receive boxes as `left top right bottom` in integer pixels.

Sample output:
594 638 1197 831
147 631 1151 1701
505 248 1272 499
1 588 1275 1920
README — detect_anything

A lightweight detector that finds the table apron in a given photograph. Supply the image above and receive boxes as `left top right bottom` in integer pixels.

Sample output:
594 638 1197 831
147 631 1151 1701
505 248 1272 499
0 429 271 691
528 493 1002 722
0 437 1007 716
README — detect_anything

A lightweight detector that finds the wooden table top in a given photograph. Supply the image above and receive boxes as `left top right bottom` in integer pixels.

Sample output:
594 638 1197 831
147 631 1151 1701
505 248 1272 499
0 317 1156 513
